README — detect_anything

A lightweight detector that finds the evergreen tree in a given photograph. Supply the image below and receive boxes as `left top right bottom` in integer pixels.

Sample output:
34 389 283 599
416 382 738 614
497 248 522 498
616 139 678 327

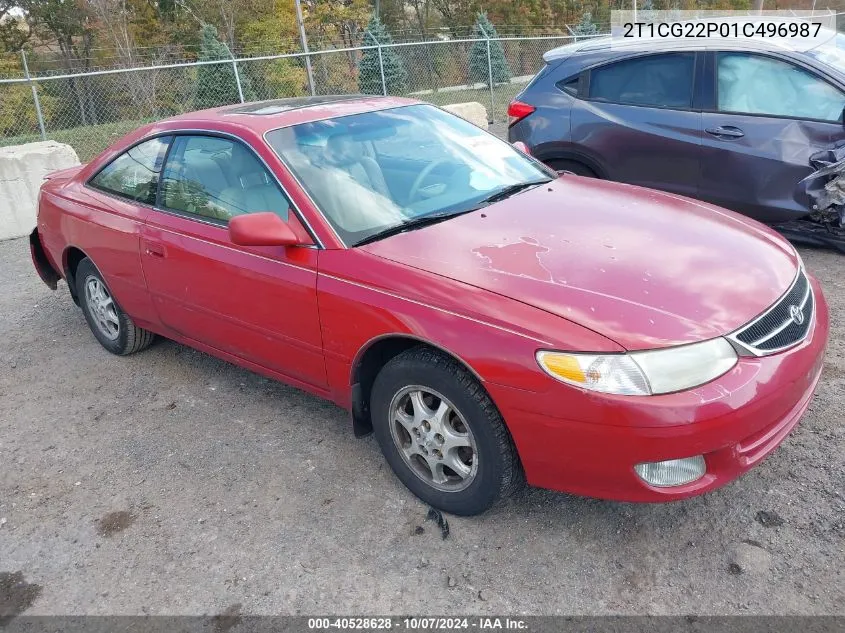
194 24 254 110
469 13 511 87
358 15 408 95
573 12 599 37
667 3 684 22
640 0 657 23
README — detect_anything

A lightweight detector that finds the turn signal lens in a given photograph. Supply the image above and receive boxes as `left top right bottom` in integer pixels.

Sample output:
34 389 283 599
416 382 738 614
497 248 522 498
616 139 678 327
538 353 584 382
634 456 706 487
536 351 650 396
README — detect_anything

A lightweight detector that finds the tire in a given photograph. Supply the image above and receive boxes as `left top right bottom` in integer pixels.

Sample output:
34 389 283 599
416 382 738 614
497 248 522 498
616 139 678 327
75 257 155 356
547 159 597 178
370 346 523 516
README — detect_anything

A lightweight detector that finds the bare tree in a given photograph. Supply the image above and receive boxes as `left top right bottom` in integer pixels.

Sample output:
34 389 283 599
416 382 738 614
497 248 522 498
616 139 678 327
88 0 174 118
175 0 265 51
89 0 134 65
21 0 99 124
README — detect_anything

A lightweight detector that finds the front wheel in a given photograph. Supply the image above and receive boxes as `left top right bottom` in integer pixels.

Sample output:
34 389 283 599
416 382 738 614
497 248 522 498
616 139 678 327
370 347 523 515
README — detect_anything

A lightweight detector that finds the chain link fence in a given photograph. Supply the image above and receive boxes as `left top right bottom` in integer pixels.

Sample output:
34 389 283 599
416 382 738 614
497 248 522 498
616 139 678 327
0 34 590 162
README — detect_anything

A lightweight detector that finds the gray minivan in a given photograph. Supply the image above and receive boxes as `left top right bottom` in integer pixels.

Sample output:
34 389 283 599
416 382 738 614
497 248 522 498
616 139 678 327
508 27 845 223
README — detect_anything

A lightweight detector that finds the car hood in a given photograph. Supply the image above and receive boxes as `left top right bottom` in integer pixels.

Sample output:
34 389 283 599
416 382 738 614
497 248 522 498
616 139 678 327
359 176 799 350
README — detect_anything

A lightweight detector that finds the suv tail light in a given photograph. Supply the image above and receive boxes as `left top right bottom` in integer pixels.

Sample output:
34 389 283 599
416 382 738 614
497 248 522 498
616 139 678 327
507 101 535 127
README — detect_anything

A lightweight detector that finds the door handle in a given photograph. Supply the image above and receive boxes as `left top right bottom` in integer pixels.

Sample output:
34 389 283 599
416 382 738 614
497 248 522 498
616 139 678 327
705 126 745 139
144 241 165 258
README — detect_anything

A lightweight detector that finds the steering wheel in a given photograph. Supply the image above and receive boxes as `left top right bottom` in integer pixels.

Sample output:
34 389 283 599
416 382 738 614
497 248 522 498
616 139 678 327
408 159 450 203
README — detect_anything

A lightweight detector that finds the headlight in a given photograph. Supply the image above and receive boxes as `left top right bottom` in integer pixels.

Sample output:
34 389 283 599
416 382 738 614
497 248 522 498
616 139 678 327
536 338 738 396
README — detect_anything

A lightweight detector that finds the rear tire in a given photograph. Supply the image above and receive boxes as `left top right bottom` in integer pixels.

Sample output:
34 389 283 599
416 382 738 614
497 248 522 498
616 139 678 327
76 258 155 356
547 159 597 178
370 346 523 516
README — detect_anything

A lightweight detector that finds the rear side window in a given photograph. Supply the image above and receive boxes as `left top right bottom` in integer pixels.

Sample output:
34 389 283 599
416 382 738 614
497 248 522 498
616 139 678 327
588 53 695 109
557 75 581 96
89 136 171 205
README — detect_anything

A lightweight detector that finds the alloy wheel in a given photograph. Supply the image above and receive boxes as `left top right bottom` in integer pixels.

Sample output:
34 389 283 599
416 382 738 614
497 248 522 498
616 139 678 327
388 385 478 492
84 275 120 341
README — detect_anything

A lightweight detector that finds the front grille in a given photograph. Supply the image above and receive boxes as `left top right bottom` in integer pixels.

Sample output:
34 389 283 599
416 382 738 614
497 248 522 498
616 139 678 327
732 269 813 355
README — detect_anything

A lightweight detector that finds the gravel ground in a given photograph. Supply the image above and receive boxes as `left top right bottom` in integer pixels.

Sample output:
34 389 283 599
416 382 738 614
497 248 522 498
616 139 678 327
1 234 844 617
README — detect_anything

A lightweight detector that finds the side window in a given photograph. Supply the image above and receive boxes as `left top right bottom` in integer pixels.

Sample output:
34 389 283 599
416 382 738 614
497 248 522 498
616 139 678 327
160 135 290 223
717 52 845 122
89 136 171 205
557 75 580 96
588 53 696 109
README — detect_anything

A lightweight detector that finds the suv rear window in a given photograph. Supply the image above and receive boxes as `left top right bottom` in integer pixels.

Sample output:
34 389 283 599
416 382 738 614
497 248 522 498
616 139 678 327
557 75 581 96
588 53 695 109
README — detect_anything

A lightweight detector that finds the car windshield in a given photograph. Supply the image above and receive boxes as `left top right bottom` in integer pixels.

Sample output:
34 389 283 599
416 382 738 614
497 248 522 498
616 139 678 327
805 32 845 75
266 104 553 246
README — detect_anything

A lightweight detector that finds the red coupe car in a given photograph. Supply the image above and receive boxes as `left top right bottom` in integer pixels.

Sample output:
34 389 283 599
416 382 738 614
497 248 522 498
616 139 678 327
30 96 828 515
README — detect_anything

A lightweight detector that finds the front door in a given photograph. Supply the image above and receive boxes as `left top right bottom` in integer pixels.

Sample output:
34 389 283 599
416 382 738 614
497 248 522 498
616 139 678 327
698 51 845 222
140 133 327 388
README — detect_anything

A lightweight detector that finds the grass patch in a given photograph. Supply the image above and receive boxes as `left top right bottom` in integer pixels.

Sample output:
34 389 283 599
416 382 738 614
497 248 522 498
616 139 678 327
0 119 152 162
412 80 530 122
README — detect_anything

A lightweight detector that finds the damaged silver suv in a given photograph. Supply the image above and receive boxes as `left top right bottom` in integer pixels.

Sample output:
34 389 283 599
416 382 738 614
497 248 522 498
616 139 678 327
508 21 845 249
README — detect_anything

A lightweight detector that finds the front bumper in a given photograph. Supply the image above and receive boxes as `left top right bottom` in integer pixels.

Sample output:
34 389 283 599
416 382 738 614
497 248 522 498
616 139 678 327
488 275 830 502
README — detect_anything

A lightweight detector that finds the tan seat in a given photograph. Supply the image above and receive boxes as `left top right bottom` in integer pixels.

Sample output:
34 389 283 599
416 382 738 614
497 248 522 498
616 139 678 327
217 143 289 220
323 133 391 198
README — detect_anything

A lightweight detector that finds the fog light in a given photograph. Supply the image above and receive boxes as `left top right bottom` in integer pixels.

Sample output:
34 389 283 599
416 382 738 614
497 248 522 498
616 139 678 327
634 456 706 487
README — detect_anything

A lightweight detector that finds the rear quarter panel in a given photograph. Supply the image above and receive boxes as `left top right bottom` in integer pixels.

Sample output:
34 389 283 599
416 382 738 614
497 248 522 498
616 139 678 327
509 59 577 159
509 53 626 163
38 179 158 327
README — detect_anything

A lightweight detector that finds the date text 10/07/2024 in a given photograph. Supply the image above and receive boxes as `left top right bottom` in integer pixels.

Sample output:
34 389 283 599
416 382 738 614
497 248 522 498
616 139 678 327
307 617 529 630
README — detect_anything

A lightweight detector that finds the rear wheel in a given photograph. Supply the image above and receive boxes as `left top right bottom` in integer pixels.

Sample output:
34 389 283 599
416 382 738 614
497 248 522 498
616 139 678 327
76 258 155 356
547 159 597 178
370 347 523 515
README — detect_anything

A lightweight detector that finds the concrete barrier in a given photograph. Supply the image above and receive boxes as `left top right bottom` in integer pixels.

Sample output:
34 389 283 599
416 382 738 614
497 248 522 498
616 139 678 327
442 102 489 130
0 141 80 241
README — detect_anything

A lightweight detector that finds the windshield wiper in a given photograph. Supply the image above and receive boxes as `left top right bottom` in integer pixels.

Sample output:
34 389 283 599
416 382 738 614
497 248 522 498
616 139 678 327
354 179 551 247
355 209 475 246
479 179 551 205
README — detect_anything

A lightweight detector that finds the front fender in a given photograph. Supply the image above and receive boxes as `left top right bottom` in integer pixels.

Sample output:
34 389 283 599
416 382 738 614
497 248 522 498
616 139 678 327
316 249 622 408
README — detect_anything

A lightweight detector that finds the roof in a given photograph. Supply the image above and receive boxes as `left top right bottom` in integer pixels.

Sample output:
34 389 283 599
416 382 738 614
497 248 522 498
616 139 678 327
162 95 421 135
225 95 367 116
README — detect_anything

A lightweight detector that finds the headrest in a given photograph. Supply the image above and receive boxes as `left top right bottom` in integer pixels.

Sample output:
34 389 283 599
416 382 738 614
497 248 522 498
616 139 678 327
324 133 363 167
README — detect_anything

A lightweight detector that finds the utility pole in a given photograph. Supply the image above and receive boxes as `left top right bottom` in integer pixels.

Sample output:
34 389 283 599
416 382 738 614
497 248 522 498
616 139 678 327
294 0 316 96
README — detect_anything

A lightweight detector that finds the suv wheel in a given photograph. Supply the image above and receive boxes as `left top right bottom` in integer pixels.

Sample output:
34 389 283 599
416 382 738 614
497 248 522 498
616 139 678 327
547 159 597 178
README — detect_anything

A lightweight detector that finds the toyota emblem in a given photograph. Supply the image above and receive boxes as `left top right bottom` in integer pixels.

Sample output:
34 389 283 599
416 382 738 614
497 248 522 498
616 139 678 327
788 304 805 326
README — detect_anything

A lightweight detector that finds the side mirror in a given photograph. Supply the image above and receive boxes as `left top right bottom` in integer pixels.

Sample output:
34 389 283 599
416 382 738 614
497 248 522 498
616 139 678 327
512 141 532 156
229 212 301 247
